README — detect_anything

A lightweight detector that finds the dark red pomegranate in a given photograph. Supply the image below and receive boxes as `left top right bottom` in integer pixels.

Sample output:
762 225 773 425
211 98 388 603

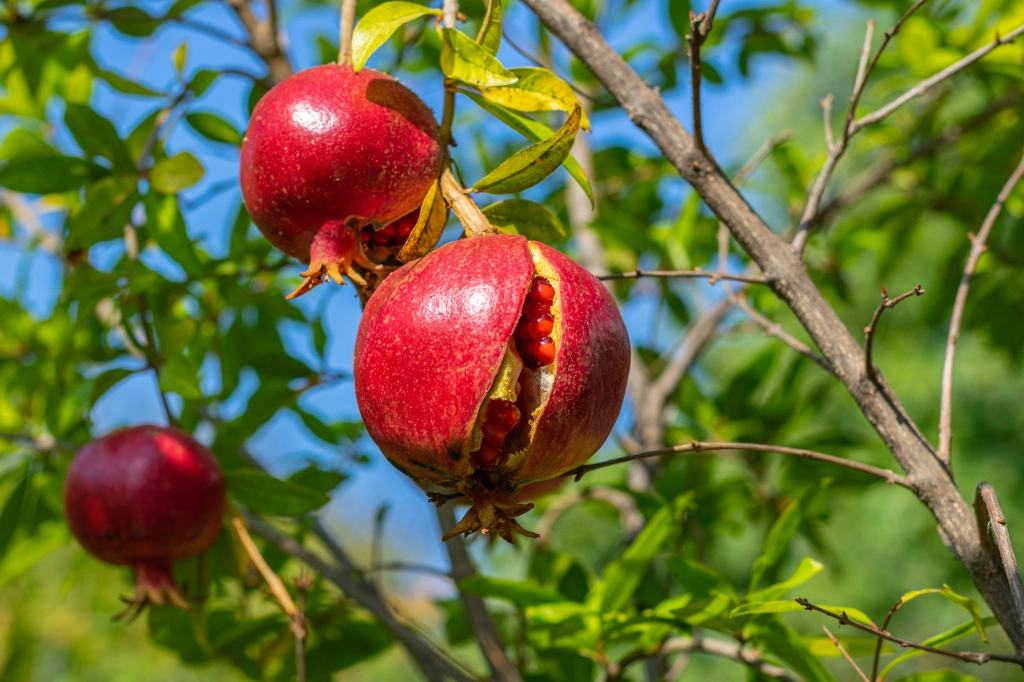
240 64 442 299
354 235 630 542
63 425 226 619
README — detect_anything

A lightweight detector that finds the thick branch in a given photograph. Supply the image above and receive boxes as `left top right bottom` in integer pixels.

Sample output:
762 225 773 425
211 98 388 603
521 0 1024 646
436 504 523 682
975 483 1024 637
224 0 292 84
939 152 1024 462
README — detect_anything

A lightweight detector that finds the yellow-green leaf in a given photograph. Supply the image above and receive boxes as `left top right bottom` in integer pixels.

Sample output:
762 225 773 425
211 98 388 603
476 0 502 55
398 180 448 262
149 152 204 194
351 2 442 72
480 67 591 130
729 600 876 626
893 585 988 644
878 617 999 680
440 28 518 88
172 42 188 74
482 199 567 242
466 93 593 206
473 103 582 194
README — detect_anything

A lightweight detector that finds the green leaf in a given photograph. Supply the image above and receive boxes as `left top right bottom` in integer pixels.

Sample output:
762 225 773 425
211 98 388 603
90 65 163 97
64 104 134 170
806 635 894 658
351 2 442 71
190 70 220 97
482 199 568 242
159 354 203 400
466 93 593 205
595 495 689 613
89 368 135 405
440 28 518 87
896 585 988 644
459 576 566 606
149 152 204 194
0 466 31 562
0 523 69 588
0 156 109 194
750 620 834 682
480 67 590 130
173 42 188 74
288 466 346 495
476 0 502 55
185 112 243 146
473 103 582 194
745 557 823 603
879 617 998 679
889 672 981 682
106 6 160 37
729 600 875 626
749 496 803 592
65 176 140 249
226 468 331 516
144 193 204 277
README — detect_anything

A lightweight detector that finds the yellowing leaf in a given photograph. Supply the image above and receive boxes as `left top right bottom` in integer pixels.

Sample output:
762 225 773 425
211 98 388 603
473 103 582 194
476 0 502 56
480 67 590 130
172 42 187 74
440 28 518 87
398 180 448 262
351 2 442 72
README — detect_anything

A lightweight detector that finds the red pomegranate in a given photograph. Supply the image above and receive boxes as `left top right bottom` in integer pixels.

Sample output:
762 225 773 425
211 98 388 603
240 64 442 299
63 425 226 619
354 235 630 542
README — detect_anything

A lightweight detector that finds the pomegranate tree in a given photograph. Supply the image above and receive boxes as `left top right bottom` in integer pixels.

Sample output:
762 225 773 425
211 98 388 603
63 425 226 619
354 235 630 541
240 64 441 299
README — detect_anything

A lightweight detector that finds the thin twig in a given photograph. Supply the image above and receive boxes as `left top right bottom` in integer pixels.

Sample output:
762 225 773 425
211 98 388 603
938 152 1024 463
565 440 911 487
733 294 836 375
136 296 178 427
734 133 792 186
598 268 769 285
660 635 796 681
821 94 835 151
294 572 314 682
232 517 300 618
854 22 1024 132
822 626 871 682
442 0 459 29
871 597 907 681
338 0 357 65
796 599 1024 666
863 285 924 380
223 0 292 84
975 483 1024 637
368 562 453 578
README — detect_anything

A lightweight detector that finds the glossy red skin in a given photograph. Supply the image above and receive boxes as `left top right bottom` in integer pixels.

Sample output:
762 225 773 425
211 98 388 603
240 64 441 262
354 234 630 488
63 426 226 568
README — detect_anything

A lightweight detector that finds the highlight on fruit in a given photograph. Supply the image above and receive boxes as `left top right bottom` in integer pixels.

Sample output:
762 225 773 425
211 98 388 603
240 64 441 299
354 234 630 542
62 425 227 620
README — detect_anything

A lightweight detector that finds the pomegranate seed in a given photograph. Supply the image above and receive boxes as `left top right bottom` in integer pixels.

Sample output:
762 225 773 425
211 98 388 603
381 222 398 238
397 220 414 238
524 299 551 320
527 313 554 339
474 440 501 467
482 421 509 446
530 278 555 302
360 228 371 245
491 402 520 429
533 337 556 366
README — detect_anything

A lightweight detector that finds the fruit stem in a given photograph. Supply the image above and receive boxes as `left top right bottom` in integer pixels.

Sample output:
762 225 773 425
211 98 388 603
440 168 497 237
338 0 357 66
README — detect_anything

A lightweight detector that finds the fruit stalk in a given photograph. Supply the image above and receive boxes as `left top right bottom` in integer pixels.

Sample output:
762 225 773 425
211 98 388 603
440 168 496 237
338 0 357 66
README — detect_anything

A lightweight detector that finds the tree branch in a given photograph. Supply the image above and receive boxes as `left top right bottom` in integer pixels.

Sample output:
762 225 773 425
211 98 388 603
440 168 497 237
822 626 870 682
975 483 1024 638
660 635 796 681
598 268 768 285
437 504 523 682
565 440 911 487
796 598 1024 666
863 285 924 381
223 0 292 84
734 132 792 186
733 293 835 375
938 151 1024 463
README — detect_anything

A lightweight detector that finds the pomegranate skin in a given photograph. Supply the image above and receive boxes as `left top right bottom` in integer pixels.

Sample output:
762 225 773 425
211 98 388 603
240 64 441 295
354 235 630 540
355 235 534 484
63 425 226 614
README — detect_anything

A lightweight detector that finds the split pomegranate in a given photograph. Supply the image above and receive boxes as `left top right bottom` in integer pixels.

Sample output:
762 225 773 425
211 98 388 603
63 425 226 619
354 234 630 542
240 64 442 299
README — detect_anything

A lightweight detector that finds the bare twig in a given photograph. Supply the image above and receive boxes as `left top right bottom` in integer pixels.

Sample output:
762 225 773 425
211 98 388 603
294 572 314 682
136 297 178 428
938 152 1024 463
871 596 908 681
368 562 453 578
975 483 1024 637
796 598 1024 666
566 440 910 487
854 22 1024 132
822 626 871 682
734 133 792 186
598 268 769 285
338 0 357 65
863 285 924 380
821 94 836 151
660 635 796 681
733 294 835 375
684 0 720 156
437 504 524 682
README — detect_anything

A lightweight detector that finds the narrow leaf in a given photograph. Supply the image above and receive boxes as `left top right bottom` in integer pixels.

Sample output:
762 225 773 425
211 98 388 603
459 576 566 606
729 600 875 626
351 2 442 71
476 0 502 55
398 180 448 262
159 354 203 400
749 496 802 592
878 617 999 680
440 28 518 87
473 103 582 194
64 104 134 170
745 557 823 603
0 156 108 194
186 112 243 146
149 152 204 194
145 193 204 277
226 468 331 516
480 67 590 130
482 199 567 242
0 523 68 588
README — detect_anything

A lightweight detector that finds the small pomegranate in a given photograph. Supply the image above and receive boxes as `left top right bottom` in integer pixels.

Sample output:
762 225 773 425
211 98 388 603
240 64 442 299
354 235 630 542
63 425 226 619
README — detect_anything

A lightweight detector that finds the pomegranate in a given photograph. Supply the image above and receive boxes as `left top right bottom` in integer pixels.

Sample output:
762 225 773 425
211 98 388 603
240 64 442 299
63 425 226 619
354 235 630 542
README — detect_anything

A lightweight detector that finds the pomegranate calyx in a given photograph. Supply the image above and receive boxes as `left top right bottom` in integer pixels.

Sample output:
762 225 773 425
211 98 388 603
440 490 540 544
114 561 191 622
285 221 386 300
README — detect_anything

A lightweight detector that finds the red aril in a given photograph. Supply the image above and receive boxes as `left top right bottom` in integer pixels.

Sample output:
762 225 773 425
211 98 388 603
354 235 630 542
63 425 226 619
240 65 441 299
